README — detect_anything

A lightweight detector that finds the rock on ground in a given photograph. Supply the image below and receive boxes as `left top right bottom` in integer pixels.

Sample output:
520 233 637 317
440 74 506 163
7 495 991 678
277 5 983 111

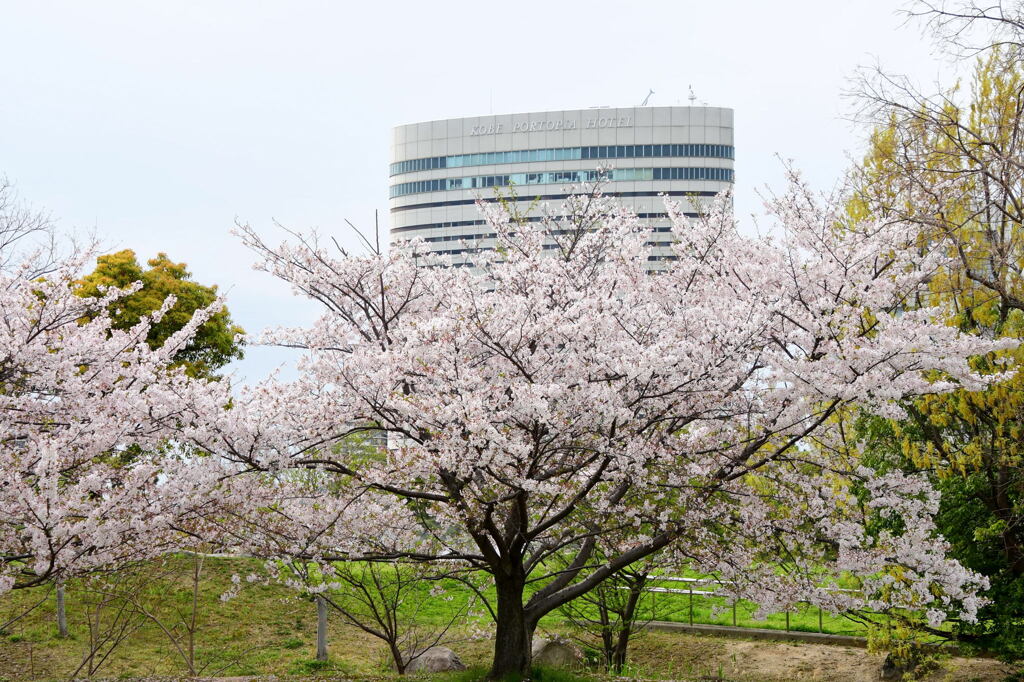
531 636 584 669
404 645 467 673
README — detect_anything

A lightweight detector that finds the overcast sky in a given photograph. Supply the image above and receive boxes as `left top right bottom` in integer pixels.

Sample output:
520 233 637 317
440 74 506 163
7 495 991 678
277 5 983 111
0 1 958 381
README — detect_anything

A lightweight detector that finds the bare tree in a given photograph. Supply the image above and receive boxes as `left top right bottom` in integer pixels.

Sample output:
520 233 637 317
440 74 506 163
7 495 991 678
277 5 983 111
120 552 259 677
851 3 1024 315
288 560 474 675
126 554 207 676
558 560 654 674
0 177 68 278
905 0 1024 59
71 571 149 678
557 546 683 674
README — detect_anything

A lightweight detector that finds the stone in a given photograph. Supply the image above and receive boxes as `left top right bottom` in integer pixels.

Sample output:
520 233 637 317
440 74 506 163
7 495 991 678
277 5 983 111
404 646 467 673
531 636 584 669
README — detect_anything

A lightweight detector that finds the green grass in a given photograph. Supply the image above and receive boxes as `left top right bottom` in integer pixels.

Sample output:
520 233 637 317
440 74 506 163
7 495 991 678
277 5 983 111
638 585 868 636
0 555 382 679
0 554 956 680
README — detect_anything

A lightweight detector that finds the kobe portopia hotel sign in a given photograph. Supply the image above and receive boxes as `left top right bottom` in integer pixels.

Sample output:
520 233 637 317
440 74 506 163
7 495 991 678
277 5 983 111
468 112 636 135
389 106 735 268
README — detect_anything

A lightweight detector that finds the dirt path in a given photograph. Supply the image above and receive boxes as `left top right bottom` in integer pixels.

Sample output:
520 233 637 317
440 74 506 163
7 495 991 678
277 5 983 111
628 632 1016 681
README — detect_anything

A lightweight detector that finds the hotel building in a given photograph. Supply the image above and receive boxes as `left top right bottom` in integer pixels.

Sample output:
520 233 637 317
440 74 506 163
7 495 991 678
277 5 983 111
388 106 734 264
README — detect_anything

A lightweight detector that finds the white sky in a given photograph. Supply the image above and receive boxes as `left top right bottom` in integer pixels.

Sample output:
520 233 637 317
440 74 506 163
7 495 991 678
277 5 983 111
0 0 960 381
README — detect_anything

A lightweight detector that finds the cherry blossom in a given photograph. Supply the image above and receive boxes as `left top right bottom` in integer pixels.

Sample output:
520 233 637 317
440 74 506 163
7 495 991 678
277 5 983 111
0 251 230 591
196 176 1013 678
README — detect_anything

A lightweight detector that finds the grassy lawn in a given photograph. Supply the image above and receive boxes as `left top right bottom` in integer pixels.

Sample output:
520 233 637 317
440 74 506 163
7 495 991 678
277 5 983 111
0 555 385 680
638 582 868 637
0 555 914 680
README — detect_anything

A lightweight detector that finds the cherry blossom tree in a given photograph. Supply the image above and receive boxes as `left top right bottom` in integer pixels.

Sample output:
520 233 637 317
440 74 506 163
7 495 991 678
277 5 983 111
205 177 1012 679
0 248 229 594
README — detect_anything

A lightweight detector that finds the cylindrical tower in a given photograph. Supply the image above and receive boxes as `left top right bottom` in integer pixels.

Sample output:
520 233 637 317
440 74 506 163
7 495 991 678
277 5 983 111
389 106 734 265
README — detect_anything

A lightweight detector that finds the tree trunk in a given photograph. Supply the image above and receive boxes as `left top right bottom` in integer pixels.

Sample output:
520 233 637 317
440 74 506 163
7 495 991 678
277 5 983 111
56 584 68 638
598 599 615 671
612 628 630 673
390 641 409 675
189 554 202 674
601 628 614 671
489 573 533 680
316 595 329 662
611 574 644 673
994 465 1024 575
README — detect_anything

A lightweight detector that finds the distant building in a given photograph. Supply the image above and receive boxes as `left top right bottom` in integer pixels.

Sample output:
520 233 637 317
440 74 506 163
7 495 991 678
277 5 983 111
388 106 735 265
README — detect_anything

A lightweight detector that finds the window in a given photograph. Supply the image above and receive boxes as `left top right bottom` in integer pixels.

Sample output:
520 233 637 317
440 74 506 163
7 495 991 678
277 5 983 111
389 167 734 197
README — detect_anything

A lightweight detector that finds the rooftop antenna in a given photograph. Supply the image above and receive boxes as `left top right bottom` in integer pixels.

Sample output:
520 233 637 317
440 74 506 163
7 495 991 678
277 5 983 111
640 88 654 106
688 85 697 105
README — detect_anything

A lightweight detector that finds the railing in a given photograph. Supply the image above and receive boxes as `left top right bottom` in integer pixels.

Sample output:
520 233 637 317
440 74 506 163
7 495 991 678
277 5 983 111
642 576 864 635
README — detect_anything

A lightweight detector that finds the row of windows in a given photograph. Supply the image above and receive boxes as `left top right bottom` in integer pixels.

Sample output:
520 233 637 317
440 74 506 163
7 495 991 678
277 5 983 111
389 167 734 199
390 144 734 176
390 190 719 213
419 225 678 244
428 240 678 257
431 260 674 272
391 212 690 236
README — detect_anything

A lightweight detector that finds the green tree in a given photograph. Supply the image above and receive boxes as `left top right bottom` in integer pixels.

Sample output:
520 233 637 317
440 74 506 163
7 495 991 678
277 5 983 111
851 48 1024 660
77 249 244 378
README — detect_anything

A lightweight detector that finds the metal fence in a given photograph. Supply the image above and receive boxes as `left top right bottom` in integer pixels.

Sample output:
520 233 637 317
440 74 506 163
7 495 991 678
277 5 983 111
644 576 863 635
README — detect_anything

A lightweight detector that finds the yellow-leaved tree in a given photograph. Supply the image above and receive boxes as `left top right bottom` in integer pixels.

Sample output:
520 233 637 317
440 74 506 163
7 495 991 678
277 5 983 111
851 47 1024 659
